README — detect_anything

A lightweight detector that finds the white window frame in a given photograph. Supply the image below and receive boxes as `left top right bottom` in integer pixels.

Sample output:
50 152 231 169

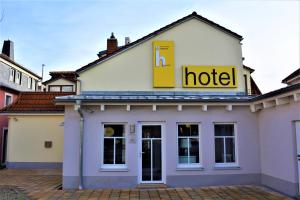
176 122 202 168
32 79 36 90
15 70 21 85
4 93 13 106
9 68 15 82
101 123 127 169
214 122 238 167
27 77 32 89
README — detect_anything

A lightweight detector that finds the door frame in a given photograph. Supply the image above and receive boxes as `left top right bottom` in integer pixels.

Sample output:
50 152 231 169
1 127 8 165
137 122 166 184
295 121 300 194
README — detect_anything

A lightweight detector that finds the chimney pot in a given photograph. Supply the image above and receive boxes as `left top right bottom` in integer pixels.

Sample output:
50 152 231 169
2 40 14 60
107 33 118 55
125 37 131 45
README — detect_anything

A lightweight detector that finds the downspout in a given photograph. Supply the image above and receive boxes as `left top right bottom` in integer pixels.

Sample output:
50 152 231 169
75 79 84 189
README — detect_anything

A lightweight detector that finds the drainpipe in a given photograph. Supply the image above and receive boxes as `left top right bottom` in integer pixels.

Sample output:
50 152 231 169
75 99 84 190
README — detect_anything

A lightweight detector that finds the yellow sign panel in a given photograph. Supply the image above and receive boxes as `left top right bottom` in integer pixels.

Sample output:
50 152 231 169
182 66 238 88
153 41 175 88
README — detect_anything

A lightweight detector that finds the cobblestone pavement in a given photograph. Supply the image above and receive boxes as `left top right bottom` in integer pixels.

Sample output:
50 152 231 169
0 186 28 200
0 169 293 200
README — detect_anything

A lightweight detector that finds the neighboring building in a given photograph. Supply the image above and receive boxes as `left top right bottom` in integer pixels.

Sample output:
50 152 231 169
0 92 74 168
43 71 77 93
0 40 42 167
52 12 299 197
282 68 300 85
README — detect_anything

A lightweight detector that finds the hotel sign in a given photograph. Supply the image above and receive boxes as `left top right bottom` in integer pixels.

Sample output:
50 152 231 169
183 66 237 88
152 41 175 88
152 40 238 88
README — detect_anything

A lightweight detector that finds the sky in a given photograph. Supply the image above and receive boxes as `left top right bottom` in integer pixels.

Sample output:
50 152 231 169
0 0 299 93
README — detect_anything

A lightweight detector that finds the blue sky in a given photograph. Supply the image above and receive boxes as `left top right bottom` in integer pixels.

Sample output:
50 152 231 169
0 0 299 93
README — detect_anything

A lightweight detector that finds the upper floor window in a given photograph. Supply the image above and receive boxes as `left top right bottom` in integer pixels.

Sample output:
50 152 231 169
4 93 13 106
214 123 237 167
32 79 36 91
9 68 15 82
27 77 32 89
15 71 22 85
62 86 73 92
177 123 201 167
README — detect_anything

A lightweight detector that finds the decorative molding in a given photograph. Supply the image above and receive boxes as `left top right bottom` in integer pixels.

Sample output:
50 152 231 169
202 105 208 111
126 104 130 111
100 104 105 111
177 104 182 111
152 104 157 111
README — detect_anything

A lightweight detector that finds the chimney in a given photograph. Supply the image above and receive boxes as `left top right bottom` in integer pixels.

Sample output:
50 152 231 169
107 33 118 55
2 40 14 60
125 37 131 45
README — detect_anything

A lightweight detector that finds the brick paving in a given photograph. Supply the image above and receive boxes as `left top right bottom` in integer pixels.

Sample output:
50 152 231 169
0 169 293 200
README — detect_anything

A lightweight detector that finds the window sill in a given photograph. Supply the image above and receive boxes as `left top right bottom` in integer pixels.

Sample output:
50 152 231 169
99 167 129 172
214 165 240 170
176 167 204 171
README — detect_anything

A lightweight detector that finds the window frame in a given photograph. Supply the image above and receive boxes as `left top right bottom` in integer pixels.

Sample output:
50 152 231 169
101 123 127 170
9 68 15 82
213 122 238 167
15 70 22 85
176 122 202 169
27 77 32 89
4 93 13 106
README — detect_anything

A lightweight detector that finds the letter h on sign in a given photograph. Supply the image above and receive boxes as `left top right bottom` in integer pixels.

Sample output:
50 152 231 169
155 46 166 67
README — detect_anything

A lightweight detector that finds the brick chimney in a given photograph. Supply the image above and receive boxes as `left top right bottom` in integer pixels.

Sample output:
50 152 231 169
2 40 14 60
107 33 118 55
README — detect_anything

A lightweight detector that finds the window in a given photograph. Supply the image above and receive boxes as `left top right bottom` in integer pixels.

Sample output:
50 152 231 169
27 77 32 89
4 94 13 106
32 79 36 90
103 124 126 168
177 123 201 167
9 68 15 82
62 86 73 92
49 86 60 92
15 71 21 85
214 124 237 166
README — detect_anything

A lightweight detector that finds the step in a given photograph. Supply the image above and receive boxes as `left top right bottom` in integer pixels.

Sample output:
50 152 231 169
136 184 168 189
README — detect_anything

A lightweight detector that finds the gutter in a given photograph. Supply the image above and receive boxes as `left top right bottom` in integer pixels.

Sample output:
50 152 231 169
75 99 84 190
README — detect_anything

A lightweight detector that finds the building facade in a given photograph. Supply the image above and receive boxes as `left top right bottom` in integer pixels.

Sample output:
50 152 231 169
0 40 42 166
54 12 300 197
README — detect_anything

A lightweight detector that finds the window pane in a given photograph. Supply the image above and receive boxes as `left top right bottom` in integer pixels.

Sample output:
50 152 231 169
190 125 199 136
152 140 162 180
27 77 32 88
215 138 224 163
104 125 124 137
178 124 190 136
178 138 189 163
9 68 15 82
189 138 199 163
62 86 73 92
103 138 114 164
142 125 161 138
225 138 235 163
142 140 151 181
49 86 60 92
5 95 12 106
115 138 125 164
215 124 234 136
178 124 198 136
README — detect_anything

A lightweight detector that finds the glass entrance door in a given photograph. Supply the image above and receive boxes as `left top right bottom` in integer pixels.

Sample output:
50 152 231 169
141 125 162 183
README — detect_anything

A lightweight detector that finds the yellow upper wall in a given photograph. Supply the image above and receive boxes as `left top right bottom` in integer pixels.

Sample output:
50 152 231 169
79 18 244 92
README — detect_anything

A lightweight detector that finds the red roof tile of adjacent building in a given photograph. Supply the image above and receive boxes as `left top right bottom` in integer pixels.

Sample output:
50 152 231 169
0 92 74 113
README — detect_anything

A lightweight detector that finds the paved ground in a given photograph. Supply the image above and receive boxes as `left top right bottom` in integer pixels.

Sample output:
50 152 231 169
0 169 293 200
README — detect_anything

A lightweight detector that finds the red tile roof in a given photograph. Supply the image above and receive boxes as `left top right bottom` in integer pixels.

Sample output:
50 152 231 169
0 92 74 113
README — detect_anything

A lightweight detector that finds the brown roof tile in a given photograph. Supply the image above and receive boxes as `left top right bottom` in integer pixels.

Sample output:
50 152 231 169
0 92 74 113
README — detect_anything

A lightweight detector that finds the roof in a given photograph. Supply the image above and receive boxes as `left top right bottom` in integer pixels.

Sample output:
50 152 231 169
0 92 75 113
0 53 42 79
243 65 255 73
77 11 243 73
282 68 300 84
55 83 300 104
55 91 252 103
251 83 300 101
43 71 77 84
